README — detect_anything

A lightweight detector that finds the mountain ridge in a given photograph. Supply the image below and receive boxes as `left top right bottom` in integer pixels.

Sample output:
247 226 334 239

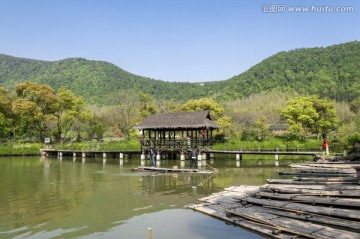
1 41 360 104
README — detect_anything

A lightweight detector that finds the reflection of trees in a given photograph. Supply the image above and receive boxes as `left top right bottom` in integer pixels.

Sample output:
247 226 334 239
0 156 289 238
0 157 97 230
140 173 218 197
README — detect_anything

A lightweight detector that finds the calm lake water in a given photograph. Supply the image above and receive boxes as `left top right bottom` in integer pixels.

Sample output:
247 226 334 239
0 155 308 239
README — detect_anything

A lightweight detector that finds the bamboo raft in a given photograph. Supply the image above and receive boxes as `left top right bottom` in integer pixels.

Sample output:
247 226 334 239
190 163 360 238
131 166 214 174
279 168 356 177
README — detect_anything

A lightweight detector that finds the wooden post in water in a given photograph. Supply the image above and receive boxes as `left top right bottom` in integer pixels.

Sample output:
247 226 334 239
197 153 202 162
148 228 152 239
180 152 185 161
275 148 279 162
141 151 145 160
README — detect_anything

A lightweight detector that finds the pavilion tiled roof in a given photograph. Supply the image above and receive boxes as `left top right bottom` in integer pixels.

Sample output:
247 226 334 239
133 110 221 130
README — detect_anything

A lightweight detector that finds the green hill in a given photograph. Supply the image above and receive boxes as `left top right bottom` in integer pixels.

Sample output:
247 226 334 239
1 41 360 104
0 55 210 104
217 41 360 102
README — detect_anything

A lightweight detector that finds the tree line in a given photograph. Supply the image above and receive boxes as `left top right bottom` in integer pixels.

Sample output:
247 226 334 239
0 81 230 143
1 81 360 151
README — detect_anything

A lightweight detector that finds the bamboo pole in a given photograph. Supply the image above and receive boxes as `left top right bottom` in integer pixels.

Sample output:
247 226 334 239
221 205 324 239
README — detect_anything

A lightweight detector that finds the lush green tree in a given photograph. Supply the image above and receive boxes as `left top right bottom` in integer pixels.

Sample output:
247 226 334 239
139 93 157 122
0 87 15 138
158 99 181 113
179 98 224 119
310 96 337 136
105 91 141 139
350 97 360 114
281 95 337 138
12 82 58 141
255 116 270 140
281 96 318 137
179 98 231 134
53 86 92 142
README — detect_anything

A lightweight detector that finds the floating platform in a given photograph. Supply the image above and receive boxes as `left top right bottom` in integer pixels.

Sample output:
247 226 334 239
190 162 360 238
131 166 214 174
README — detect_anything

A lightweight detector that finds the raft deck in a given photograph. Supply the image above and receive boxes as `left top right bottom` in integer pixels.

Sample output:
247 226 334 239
190 162 360 238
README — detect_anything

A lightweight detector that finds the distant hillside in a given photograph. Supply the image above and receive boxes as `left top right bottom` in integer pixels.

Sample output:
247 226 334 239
0 55 212 104
1 41 360 104
215 41 360 102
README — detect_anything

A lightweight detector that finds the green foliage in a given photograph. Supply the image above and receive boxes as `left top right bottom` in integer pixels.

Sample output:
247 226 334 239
57 139 141 151
0 82 96 142
212 138 322 152
281 95 337 138
0 141 42 155
179 98 231 135
217 41 360 102
53 86 92 141
350 97 360 114
13 82 58 141
343 133 360 152
2 41 360 105
255 116 270 140
139 93 157 122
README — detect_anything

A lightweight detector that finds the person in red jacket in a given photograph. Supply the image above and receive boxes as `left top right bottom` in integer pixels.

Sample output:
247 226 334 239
322 138 328 154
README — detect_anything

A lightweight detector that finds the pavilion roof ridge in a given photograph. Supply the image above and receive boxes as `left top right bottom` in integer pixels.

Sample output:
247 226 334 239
133 110 221 130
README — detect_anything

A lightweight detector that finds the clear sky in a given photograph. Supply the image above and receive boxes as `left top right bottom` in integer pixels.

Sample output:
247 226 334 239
0 0 359 82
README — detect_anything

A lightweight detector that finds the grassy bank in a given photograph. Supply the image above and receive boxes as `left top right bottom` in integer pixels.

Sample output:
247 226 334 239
0 142 42 155
0 138 340 155
212 138 323 152
56 140 141 151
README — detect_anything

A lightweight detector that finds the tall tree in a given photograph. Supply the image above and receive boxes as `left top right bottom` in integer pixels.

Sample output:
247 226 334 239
138 93 157 122
106 91 141 139
0 87 17 138
255 115 270 140
281 95 337 138
12 82 58 141
310 96 337 137
53 86 92 142
179 98 231 134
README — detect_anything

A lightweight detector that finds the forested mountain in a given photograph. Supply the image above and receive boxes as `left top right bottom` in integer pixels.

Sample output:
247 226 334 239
1 41 360 104
0 55 210 104
217 41 360 102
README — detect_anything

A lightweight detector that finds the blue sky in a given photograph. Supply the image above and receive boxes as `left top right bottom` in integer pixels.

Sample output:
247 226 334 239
0 0 359 82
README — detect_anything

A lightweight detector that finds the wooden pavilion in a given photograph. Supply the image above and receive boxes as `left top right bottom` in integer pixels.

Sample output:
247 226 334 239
133 111 221 151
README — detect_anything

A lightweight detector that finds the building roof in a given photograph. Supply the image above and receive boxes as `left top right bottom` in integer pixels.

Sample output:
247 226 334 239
133 110 221 130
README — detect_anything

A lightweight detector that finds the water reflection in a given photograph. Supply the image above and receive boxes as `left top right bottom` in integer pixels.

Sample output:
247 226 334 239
0 156 308 239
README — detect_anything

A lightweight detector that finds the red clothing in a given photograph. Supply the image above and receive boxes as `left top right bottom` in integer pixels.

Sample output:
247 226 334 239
322 139 328 148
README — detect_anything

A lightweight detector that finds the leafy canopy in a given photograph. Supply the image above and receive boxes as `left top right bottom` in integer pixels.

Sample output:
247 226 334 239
281 95 337 137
